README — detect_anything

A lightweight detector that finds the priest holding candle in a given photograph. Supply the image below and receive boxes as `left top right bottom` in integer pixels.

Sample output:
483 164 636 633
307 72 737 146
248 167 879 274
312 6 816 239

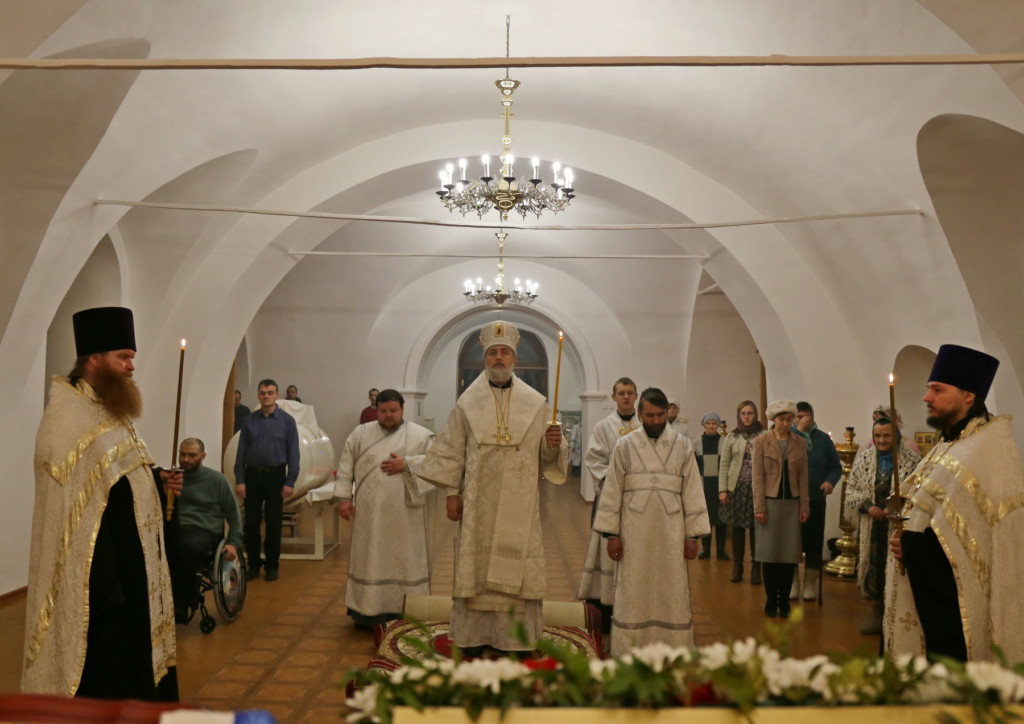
24 306 181 700
418 320 566 656
887 344 1024 663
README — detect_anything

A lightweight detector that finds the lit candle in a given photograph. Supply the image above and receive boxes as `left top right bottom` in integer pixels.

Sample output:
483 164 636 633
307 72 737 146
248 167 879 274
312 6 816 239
531 157 540 179
458 158 467 180
482 155 490 178
889 373 900 493
551 331 564 425
165 338 187 521
564 168 574 188
552 161 562 185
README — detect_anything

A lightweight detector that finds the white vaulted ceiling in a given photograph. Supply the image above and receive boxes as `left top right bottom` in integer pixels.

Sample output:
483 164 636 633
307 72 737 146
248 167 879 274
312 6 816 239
2 1 1023 591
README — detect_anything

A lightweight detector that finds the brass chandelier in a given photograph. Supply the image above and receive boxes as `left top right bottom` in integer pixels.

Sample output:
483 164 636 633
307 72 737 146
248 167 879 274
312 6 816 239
463 230 538 306
436 17 576 223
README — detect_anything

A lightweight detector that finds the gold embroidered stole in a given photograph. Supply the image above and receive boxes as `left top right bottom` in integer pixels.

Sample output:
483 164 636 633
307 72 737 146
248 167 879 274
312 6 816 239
24 378 175 695
885 415 1024 661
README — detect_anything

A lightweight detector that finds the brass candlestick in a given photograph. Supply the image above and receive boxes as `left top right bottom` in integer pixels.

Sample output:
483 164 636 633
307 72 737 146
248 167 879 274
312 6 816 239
824 426 860 578
885 474 909 575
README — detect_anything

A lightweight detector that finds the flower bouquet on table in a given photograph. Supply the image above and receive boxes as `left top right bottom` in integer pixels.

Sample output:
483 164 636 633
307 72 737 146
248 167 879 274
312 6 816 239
341 614 1024 724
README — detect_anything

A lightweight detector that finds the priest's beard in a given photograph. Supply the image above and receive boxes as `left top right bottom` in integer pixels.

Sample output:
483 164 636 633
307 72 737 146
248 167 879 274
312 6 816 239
643 421 666 438
92 366 143 419
485 364 514 385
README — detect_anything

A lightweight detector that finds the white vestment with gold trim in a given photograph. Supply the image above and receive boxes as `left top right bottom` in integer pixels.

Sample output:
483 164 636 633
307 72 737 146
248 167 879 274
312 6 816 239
593 426 710 656
335 420 435 615
885 415 1024 662
23 378 175 695
577 411 640 604
417 373 566 649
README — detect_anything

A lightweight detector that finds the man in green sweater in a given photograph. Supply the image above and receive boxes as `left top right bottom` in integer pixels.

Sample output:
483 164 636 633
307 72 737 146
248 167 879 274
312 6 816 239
170 437 243 623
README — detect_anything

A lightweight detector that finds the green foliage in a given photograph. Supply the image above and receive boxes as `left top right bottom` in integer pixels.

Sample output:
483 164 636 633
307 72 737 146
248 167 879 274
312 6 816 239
340 619 1024 724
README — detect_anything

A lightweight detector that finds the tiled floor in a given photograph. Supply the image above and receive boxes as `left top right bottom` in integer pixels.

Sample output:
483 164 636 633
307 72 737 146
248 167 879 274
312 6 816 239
0 473 878 723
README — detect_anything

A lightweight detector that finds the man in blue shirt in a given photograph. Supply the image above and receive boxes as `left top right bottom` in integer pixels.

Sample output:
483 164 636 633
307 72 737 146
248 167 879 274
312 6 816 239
234 378 300 582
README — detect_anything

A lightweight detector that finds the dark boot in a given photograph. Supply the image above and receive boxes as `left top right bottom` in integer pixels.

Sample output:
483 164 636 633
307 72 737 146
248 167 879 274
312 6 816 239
699 535 712 559
716 525 730 560
730 528 745 583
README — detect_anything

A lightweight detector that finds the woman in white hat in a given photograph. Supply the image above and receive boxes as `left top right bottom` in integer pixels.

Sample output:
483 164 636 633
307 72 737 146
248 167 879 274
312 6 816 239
752 400 810 617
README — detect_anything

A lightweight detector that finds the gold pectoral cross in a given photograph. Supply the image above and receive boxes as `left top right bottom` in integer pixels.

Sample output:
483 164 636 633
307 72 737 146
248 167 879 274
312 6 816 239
494 430 512 444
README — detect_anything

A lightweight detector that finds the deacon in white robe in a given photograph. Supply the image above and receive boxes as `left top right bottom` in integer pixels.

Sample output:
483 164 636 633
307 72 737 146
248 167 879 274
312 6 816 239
336 389 435 628
577 379 640 608
417 321 567 652
594 388 710 657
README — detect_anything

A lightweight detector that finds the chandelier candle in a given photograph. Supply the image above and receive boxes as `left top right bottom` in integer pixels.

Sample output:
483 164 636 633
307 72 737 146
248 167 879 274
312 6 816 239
165 338 186 522
551 331 564 425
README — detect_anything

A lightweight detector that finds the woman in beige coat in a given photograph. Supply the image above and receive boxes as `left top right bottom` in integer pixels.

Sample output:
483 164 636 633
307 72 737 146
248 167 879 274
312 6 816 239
753 400 810 617
718 401 766 584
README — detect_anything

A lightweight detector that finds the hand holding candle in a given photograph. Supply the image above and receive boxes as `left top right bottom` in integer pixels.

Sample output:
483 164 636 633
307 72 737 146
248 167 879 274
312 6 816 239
165 338 187 521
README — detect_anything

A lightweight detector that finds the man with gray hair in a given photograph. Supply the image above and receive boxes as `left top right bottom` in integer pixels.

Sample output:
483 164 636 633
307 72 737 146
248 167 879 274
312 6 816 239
418 321 567 655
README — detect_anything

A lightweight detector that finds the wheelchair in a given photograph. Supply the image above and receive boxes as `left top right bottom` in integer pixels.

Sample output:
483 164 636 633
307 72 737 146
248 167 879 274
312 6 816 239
182 538 248 634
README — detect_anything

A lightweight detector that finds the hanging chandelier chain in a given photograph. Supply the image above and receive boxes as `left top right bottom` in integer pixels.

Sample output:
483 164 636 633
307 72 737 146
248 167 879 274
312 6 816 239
435 16 576 223
462 229 538 307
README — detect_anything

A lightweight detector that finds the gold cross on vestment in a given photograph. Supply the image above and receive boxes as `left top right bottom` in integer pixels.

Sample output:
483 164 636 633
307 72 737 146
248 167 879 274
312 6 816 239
899 612 918 633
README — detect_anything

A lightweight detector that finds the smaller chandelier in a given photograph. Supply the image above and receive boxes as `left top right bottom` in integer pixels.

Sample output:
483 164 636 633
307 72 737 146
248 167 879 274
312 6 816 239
436 17 576 223
463 231 538 306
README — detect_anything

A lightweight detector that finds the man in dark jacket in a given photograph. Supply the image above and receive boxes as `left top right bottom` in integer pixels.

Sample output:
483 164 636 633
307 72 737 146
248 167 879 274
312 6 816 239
793 401 842 601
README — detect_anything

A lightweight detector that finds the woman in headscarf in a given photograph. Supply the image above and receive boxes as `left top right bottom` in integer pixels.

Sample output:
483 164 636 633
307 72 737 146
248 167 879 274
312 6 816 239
752 400 810 618
844 416 920 634
693 411 728 560
718 400 766 583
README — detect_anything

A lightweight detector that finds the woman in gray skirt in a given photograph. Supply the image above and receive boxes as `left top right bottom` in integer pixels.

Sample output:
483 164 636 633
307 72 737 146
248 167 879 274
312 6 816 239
752 400 809 617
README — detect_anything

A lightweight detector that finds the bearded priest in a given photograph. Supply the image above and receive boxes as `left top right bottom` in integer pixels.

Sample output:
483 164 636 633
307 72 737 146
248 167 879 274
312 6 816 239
23 307 180 700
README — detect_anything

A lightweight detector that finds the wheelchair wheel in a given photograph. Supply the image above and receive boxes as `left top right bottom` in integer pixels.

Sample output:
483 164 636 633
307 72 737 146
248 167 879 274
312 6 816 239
200 616 216 634
212 539 247 622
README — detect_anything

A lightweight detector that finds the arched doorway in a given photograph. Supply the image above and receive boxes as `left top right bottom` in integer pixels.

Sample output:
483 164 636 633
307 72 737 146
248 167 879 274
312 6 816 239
457 328 549 397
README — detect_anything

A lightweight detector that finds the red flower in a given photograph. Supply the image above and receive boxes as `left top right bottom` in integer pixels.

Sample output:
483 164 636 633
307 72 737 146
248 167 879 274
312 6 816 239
683 682 722 706
523 657 558 671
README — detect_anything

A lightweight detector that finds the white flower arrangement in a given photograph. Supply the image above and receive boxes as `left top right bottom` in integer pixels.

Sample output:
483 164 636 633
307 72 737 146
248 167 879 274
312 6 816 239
341 618 1024 724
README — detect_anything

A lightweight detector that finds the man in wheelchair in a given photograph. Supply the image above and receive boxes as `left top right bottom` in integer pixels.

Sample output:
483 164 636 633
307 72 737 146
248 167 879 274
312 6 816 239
170 437 243 624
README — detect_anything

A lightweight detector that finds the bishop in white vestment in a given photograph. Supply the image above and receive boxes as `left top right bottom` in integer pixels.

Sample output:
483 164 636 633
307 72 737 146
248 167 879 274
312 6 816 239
417 321 566 652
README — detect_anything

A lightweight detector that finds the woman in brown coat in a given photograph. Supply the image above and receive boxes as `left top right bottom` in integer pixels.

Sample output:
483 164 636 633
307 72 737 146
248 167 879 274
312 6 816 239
753 400 810 618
